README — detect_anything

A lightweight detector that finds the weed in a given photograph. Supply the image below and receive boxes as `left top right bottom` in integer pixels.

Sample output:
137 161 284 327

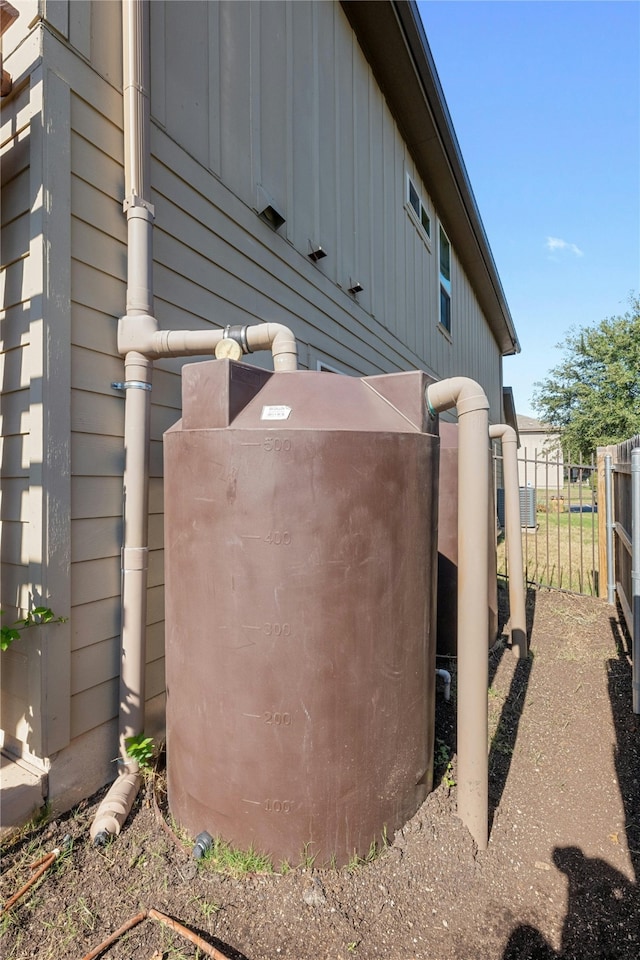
491 720 514 756
434 738 451 768
200 836 273 876
1 606 67 651
168 815 193 846
300 841 317 870
347 940 361 952
345 828 389 872
442 761 456 788
124 733 155 770
434 739 456 787
188 894 221 924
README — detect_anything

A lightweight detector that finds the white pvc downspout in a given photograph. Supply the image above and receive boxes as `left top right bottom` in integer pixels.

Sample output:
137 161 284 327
489 425 527 658
427 377 490 851
90 0 297 845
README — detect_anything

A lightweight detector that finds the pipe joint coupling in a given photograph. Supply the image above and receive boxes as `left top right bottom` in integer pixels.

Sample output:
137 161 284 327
456 392 490 417
123 195 156 220
122 546 149 572
223 325 252 354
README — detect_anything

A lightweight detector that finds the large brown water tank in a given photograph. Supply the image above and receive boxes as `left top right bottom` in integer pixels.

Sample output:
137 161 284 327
164 359 439 866
436 421 498 656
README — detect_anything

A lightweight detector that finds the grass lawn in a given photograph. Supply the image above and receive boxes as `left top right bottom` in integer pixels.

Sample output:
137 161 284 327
497 498 599 595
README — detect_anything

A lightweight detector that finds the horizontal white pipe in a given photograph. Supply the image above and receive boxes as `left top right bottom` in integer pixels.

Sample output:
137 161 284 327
117 317 298 372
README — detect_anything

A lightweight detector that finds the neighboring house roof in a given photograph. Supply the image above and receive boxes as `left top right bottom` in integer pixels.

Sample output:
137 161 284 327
517 415 557 434
341 0 520 358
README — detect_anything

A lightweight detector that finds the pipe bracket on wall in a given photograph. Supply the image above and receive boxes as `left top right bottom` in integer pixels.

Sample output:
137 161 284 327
111 380 153 392
123 194 155 218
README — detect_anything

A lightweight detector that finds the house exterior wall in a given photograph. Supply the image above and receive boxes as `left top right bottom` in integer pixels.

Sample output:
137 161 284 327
516 416 563 489
1 75 38 756
1 39 73 769
1 0 511 812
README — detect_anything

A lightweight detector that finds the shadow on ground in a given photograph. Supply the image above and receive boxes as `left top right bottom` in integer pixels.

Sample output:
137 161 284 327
486 583 537 829
502 601 640 959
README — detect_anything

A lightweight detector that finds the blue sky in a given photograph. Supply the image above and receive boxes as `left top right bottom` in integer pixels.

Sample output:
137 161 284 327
417 0 640 418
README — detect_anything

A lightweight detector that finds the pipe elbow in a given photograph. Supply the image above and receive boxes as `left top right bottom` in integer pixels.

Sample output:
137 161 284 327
246 323 298 371
89 771 141 845
489 423 518 447
436 668 452 702
426 377 490 418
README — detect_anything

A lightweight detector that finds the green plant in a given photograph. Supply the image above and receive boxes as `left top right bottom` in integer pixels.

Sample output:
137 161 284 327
187 895 221 923
300 841 317 870
345 828 389 873
199 836 273 876
1 607 67 652
124 734 155 770
491 720 514 757
435 738 450 767
435 739 456 787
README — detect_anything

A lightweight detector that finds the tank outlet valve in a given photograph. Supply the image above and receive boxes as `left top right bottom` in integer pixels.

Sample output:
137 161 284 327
192 831 213 860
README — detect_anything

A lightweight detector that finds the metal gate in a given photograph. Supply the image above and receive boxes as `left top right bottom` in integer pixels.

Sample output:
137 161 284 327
494 448 599 596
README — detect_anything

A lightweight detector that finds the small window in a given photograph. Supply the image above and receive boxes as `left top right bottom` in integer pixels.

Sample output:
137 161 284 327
406 174 431 241
438 224 452 333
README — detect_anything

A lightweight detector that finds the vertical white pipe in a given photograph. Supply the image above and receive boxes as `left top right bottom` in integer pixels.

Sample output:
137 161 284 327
427 378 490 851
489 425 527 657
120 0 155 765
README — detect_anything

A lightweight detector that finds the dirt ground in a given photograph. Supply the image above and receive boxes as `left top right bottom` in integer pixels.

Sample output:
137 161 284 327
1 585 639 960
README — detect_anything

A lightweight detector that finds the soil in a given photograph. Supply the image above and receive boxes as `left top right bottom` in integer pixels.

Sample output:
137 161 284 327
1 586 639 960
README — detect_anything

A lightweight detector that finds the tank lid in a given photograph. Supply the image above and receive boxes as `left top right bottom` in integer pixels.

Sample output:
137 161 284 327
177 360 439 434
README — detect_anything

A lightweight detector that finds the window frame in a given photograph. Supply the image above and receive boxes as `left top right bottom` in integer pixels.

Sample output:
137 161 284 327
438 222 452 336
405 173 432 247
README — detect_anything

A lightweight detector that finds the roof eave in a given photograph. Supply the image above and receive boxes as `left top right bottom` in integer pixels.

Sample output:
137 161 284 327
341 0 521 357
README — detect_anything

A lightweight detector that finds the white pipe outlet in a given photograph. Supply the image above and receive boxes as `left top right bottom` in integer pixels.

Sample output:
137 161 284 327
489 424 527 657
436 668 451 702
427 377 490 851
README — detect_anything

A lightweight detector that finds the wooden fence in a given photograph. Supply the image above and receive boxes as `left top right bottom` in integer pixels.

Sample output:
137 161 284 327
598 435 640 622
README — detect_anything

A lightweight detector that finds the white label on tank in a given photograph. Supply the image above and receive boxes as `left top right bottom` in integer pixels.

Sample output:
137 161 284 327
261 405 292 421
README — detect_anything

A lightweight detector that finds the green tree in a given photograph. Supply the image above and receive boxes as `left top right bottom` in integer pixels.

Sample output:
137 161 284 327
532 294 640 459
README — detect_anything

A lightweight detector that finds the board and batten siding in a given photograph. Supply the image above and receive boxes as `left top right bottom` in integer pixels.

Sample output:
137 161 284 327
149 0 503 411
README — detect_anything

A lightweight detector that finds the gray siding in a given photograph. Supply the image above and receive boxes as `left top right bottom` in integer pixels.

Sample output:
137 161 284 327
149 0 503 411
2 0 507 782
